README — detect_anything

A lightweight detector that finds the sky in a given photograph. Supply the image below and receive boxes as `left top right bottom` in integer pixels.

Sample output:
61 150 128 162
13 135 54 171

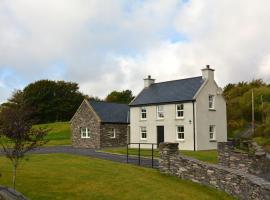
1 0 270 103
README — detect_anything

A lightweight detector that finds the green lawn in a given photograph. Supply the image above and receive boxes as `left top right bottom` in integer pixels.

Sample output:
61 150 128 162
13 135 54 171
101 148 218 164
34 122 71 146
0 154 233 200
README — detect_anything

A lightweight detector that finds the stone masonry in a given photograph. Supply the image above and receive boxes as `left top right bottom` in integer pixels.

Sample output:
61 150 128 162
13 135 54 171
71 100 101 148
71 100 128 149
100 123 128 148
0 186 28 200
218 141 270 176
159 142 270 200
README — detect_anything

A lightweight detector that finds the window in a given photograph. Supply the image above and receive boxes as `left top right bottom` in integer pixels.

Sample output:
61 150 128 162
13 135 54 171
140 127 147 140
176 126 184 140
157 105 164 119
176 104 184 118
209 125 216 141
81 128 90 138
141 107 147 120
109 128 116 138
209 95 215 109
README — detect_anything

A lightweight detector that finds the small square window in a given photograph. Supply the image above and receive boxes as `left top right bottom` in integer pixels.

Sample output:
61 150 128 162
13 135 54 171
176 126 184 140
81 128 90 138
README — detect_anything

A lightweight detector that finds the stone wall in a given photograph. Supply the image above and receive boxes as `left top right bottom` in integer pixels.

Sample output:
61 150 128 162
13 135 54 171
218 141 270 175
100 123 128 148
0 186 27 200
71 100 101 148
159 143 270 200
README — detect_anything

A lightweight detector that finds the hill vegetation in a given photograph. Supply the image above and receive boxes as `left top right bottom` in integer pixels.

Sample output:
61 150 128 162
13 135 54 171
223 79 270 146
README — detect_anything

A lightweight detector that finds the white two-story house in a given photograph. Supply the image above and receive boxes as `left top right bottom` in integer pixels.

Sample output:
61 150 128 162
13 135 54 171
129 65 227 150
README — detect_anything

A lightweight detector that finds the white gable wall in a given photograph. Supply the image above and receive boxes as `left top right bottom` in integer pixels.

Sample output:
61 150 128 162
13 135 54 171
130 102 195 150
195 80 227 150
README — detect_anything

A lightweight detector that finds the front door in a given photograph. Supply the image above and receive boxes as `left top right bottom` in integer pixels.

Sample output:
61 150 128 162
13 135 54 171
157 126 164 146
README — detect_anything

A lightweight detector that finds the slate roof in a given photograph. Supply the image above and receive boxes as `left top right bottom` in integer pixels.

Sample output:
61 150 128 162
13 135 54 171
88 100 129 124
130 76 204 106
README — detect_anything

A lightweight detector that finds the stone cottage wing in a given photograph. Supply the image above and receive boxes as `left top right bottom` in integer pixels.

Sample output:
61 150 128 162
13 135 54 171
88 100 130 124
130 76 205 106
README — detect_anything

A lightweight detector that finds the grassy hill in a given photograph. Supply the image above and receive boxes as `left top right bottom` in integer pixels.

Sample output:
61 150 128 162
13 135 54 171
34 122 71 146
0 154 233 200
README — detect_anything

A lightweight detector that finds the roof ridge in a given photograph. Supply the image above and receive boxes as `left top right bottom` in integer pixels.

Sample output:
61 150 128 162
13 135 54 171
152 76 202 85
88 99 129 106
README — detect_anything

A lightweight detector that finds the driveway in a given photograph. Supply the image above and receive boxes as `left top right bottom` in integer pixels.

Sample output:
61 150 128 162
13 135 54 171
27 146 159 169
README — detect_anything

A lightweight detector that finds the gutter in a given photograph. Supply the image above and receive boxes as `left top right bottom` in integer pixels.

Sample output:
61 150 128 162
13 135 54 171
192 101 196 151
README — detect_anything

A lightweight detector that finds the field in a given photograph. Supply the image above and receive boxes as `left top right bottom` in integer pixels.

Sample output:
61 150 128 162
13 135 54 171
101 148 218 164
34 122 71 146
0 154 233 200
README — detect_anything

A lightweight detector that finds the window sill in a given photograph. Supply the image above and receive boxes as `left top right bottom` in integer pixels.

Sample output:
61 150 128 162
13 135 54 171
209 140 217 142
208 108 216 111
81 137 90 139
110 137 116 139
176 139 185 142
176 117 184 120
156 118 164 121
140 119 147 121
140 139 147 141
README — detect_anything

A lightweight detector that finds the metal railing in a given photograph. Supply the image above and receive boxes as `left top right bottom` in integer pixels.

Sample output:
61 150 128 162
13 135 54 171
126 143 157 168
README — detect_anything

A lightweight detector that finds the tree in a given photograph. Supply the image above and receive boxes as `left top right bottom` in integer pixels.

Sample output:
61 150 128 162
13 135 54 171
22 80 84 123
0 104 48 189
105 90 134 104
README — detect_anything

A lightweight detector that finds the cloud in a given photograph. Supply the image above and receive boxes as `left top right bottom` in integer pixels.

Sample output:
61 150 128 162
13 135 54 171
0 0 270 102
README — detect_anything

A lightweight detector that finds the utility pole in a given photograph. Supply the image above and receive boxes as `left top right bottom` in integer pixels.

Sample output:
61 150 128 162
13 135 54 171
252 89 255 135
261 95 264 123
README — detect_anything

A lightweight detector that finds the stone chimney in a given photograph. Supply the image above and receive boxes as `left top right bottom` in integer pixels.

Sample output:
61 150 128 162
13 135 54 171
144 75 155 88
201 65 215 80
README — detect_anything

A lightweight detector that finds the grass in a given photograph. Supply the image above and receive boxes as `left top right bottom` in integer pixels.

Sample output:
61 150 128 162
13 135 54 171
0 154 233 200
253 137 270 152
101 148 218 164
33 122 71 146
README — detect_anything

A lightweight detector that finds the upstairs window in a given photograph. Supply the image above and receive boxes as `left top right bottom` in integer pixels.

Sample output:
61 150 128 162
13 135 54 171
176 126 184 140
176 104 184 118
109 128 116 138
141 107 147 120
140 127 147 140
209 95 215 109
209 125 216 141
157 105 164 119
81 128 90 138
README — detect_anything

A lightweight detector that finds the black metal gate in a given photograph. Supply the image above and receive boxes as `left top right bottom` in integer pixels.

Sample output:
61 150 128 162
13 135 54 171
126 143 157 168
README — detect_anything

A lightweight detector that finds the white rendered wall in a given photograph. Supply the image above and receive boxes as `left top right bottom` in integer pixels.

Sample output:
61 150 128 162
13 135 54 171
130 102 195 150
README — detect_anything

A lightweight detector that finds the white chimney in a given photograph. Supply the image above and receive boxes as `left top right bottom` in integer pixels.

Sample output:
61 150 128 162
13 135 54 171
144 75 155 88
201 65 215 80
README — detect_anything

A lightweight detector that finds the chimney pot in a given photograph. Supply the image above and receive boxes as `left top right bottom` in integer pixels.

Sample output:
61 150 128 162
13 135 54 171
206 65 210 69
144 75 155 88
148 75 151 79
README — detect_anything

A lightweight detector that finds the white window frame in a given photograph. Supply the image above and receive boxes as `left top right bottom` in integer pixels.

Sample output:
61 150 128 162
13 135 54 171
176 125 184 141
109 128 116 138
140 107 147 120
209 125 216 141
157 105 165 119
140 127 147 140
209 95 215 110
176 104 184 119
81 127 90 138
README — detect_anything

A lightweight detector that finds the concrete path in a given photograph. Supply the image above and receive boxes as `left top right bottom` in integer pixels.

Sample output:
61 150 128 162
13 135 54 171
27 146 159 169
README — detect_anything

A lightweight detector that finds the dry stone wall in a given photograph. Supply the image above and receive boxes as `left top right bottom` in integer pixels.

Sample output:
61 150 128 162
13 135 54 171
159 143 270 200
218 141 270 176
0 186 27 200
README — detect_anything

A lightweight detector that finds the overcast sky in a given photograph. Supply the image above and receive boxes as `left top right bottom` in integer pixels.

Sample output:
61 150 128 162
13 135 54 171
1 0 270 103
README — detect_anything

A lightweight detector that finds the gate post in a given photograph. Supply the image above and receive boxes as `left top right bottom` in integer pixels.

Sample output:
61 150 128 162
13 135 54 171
159 143 179 173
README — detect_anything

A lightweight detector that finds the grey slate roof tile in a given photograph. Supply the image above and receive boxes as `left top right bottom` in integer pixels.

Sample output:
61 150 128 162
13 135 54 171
130 76 204 106
88 100 129 124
